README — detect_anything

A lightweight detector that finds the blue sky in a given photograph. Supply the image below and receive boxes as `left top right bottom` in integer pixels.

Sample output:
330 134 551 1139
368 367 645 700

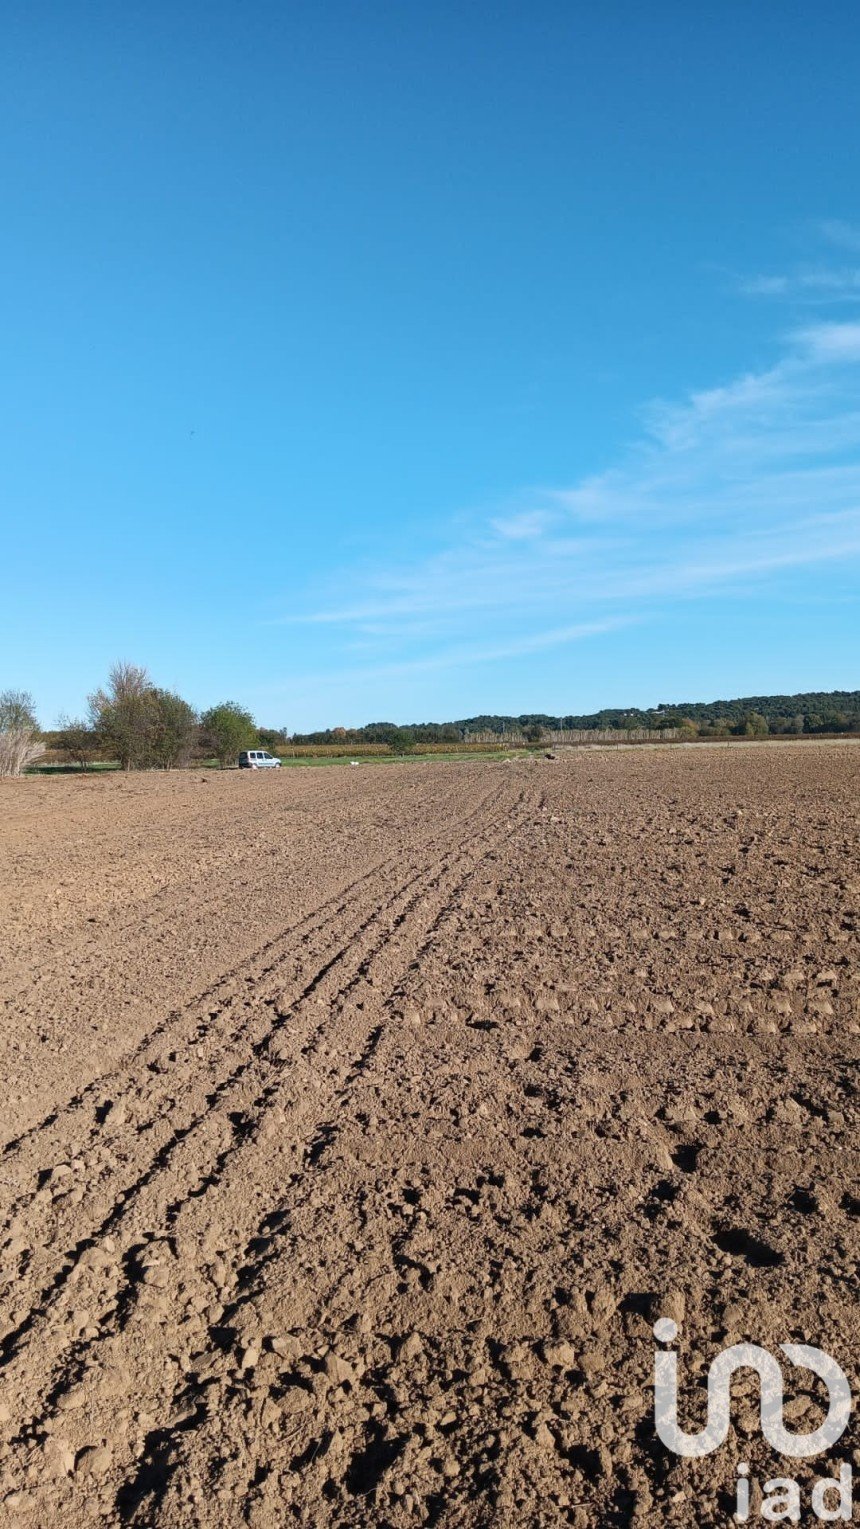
2 2 859 729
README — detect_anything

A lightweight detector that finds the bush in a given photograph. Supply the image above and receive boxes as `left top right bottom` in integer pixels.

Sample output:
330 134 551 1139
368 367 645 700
387 727 415 755
56 715 100 770
87 664 200 769
88 662 157 770
201 702 258 766
734 710 769 738
150 690 198 769
0 690 43 776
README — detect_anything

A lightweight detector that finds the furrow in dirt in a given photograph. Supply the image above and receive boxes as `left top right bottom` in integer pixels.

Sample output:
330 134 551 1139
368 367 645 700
0 782 519 1434
0 777 510 1223
1 747 858 1528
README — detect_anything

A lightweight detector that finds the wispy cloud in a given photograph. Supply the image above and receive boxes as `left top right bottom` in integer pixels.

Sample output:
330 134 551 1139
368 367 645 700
795 321 860 362
277 617 634 692
489 508 556 540
741 269 860 300
273 316 860 693
739 224 860 304
820 219 860 254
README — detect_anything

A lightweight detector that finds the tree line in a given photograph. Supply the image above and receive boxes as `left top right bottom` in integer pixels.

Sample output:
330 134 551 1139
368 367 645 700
289 690 860 746
2 674 858 776
73 663 288 771
440 692 860 737
0 664 286 776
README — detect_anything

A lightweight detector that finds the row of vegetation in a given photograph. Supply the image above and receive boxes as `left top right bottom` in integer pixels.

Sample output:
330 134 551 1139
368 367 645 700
1 666 469 776
2 674 858 777
291 690 860 744
0 666 269 776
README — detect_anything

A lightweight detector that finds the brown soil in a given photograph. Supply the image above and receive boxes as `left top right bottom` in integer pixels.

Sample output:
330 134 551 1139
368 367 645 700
0 746 858 1526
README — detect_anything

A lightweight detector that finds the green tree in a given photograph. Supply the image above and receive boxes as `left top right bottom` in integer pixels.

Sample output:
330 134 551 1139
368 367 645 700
56 715 100 770
387 727 415 755
257 727 288 754
150 690 198 769
737 711 769 738
88 662 158 769
357 722 416 752
201 702 258 766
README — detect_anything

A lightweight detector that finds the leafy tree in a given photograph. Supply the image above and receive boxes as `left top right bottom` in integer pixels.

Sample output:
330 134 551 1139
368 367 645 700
359 722 400 745
0 690 43 776
352 722 416 752
150 690 198 769
56 715 100 770
201 702 258 766
257 728 288 754
736 711 769 738
387 727 415 755
88 662 157 770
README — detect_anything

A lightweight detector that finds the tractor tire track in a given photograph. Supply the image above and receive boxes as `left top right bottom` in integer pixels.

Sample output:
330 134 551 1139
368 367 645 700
0 783 522 1433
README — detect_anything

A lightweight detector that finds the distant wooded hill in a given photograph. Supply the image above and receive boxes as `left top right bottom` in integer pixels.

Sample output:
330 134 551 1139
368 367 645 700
290 689 860 744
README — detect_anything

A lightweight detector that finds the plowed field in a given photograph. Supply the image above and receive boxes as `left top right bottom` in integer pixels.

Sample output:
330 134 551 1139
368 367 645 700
1 745 858 1526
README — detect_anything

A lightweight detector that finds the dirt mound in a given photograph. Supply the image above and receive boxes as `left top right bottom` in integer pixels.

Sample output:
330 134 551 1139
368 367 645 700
0 746 858 1525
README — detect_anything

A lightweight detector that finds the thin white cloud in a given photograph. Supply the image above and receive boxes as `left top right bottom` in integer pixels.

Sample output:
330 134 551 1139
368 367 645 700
820 219 860 253
284 617 634 690
490 509 555 540
741 269 860 299
794 321 860 363
741 274 792 297
272 317 860 676
739 224 860 302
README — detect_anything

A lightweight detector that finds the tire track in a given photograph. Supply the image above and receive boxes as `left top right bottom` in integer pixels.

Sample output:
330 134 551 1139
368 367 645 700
0 783 522 1414
0 851 391 1159
0 784 505 1330
0 777 507 1213
0 773 428 1015
57 782 523 1522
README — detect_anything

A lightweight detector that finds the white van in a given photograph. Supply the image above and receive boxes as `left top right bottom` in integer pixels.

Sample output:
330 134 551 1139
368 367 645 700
238 750 282 769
